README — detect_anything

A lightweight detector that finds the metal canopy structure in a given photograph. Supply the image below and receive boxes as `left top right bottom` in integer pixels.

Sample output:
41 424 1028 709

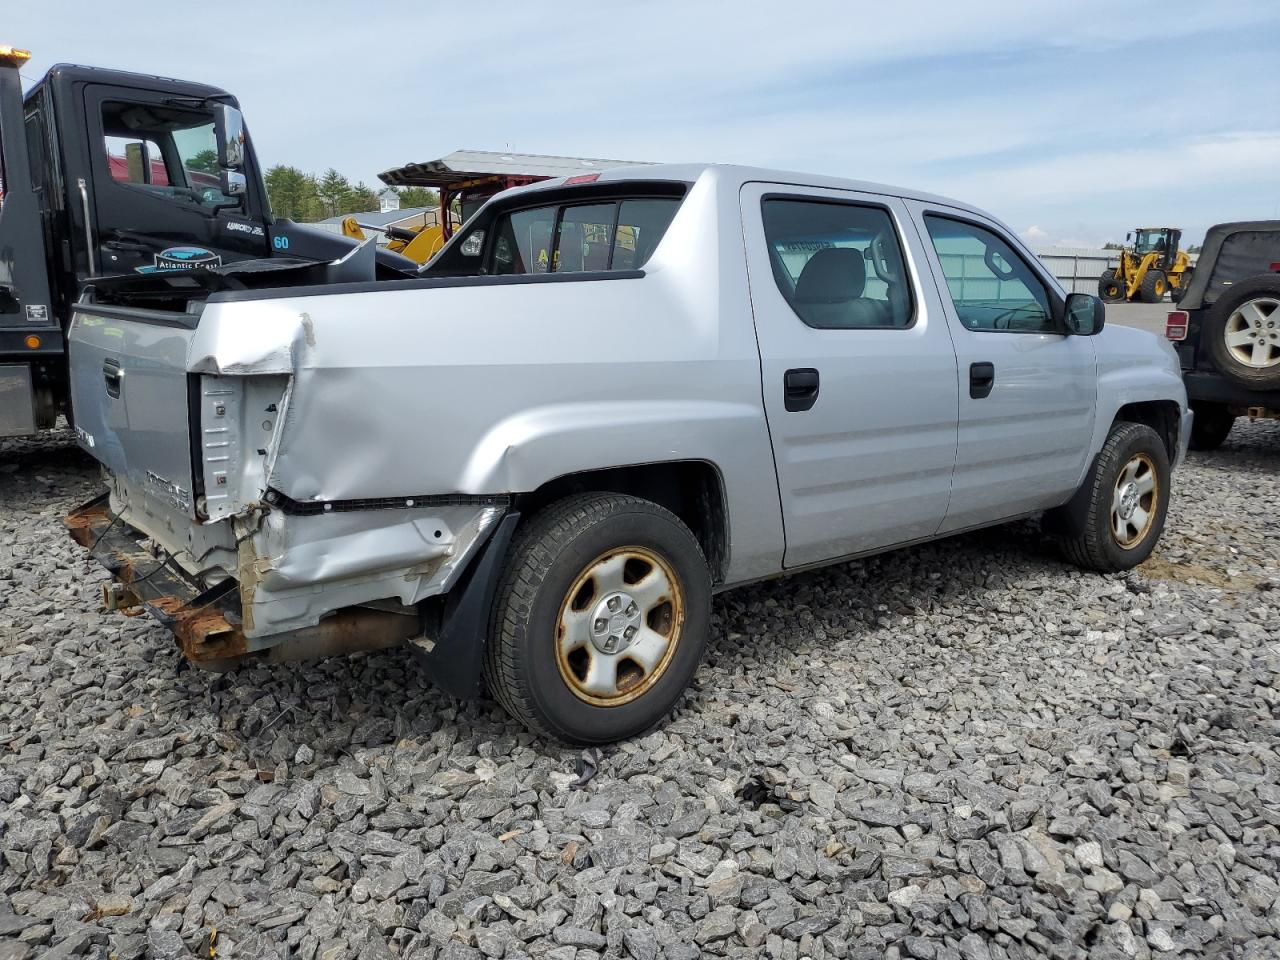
379 149 649 189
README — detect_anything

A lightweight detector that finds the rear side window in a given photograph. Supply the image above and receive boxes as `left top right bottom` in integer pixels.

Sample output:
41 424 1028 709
491 197 679 275
761 198 914 329
924 215 1055 333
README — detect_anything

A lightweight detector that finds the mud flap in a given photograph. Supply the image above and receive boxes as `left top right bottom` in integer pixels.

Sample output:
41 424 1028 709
1041 452 1102 539
409 511 521 700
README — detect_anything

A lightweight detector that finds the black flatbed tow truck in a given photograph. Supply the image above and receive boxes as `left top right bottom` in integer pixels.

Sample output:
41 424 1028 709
0 44 413 440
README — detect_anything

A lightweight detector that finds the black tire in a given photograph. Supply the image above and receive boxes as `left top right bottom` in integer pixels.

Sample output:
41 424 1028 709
1057 422 1170 572
1188 402 1235 451
485 492 711 744
1098 270 1126 303
1202 275 1280 390
1138 269 1167 303
1170 270 1191 304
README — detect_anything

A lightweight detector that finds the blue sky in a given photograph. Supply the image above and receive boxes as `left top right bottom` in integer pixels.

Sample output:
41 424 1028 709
12 1 1280 246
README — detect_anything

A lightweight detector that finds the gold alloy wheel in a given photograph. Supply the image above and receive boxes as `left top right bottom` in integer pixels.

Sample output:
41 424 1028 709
555 546 685 706
1110 452 1159 548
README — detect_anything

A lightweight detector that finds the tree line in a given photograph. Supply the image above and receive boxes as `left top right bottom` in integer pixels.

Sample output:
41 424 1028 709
263 165 436 222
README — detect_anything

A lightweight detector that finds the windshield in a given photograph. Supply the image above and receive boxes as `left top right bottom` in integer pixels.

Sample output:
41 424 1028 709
1133 230 1167 255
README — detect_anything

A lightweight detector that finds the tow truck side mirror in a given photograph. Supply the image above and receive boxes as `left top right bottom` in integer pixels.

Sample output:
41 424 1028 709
220 169 248 198
215 104 245 169
214 104 248 201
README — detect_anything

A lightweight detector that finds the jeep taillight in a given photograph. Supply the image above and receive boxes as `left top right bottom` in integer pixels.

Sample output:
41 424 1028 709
1165 311 1189 341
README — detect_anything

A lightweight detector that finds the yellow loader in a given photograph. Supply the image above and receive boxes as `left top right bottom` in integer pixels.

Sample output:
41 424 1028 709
1098 227 1191 303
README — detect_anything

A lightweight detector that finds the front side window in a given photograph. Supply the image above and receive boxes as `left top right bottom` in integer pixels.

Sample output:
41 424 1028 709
105 135 171 186
761 198 913 329
490 196 680 276
101 102 232 207
924 215 1055 333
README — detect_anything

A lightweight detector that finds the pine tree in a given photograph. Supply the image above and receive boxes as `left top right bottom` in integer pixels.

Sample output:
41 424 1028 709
316 168 351 218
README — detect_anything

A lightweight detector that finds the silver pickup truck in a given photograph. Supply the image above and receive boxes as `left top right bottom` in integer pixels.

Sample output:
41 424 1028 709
65 164 1191 743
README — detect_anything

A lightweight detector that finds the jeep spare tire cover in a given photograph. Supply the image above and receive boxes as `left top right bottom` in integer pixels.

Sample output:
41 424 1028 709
1203 275 1280 389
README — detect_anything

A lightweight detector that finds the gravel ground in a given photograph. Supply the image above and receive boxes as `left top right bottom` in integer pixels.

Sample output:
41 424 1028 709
1 424 1278 960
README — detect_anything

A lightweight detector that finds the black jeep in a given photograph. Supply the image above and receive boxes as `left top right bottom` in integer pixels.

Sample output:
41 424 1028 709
1167 221 1280 449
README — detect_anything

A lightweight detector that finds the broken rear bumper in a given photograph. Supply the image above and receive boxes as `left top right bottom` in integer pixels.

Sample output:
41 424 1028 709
65 495 453 668
65 493 520 697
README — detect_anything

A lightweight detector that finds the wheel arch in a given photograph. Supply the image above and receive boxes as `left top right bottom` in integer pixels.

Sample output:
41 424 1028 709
1112 399 1182 462
514 460 730 585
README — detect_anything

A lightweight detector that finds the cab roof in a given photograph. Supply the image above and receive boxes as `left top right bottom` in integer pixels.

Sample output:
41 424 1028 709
496 162 987 219
28 63 236 106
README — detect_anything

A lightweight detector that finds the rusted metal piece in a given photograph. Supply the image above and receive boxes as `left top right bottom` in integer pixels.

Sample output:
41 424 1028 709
64 494 111 545
258 608 418 663
147 594 248 661
65 495 250 662
101 582 141 612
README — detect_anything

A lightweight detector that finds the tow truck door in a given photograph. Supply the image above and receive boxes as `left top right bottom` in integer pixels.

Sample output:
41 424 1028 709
81 83 268 276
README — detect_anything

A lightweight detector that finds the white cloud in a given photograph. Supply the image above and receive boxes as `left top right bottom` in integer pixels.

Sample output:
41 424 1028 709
1022 225 1049 242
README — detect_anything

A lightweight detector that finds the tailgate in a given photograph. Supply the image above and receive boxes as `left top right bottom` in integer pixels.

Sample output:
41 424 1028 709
69 302 199 518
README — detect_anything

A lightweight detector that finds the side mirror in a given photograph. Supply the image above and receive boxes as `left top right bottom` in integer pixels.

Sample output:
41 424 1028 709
215 104 246 170
1064 292 1106 336
219 169 247 198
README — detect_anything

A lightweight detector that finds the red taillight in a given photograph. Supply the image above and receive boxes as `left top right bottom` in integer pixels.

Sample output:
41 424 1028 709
1166 311 1189 341
563 173 600 185
1270 262 1280 272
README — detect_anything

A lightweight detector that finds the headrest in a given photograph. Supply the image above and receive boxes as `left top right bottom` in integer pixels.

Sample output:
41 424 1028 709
794 247 866 303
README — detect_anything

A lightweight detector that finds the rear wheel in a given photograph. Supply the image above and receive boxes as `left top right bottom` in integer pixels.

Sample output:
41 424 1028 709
1139 269 1168 303
1188 402 1235 451
1203 276 1280 389
1098 270 1126 303
1057 422 1170 572
484 493 711 743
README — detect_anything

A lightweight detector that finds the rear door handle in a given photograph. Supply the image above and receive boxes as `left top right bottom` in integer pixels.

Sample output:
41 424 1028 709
969 361 995 399
784 367 820 412
103 359 123 399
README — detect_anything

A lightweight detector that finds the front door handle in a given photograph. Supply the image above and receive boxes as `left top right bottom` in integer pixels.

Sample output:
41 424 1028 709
969 361 995 399
103 358 123 399
784 367 820 412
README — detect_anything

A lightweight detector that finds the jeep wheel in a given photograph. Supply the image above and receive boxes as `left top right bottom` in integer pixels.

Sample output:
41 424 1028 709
1057 422 1170 572
1138 269 1167 303
1203 276 1280 389
1098 270 1126 303
485 493 711 743
1188 402 1235 451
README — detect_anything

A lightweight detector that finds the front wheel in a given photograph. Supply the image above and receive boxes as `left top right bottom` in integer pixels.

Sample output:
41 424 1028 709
1056 422 1170 572
485 493 711 743
1139 269 1168 303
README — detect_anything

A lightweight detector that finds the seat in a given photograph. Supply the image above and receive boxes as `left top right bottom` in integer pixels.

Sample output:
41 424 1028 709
792 247 889 328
